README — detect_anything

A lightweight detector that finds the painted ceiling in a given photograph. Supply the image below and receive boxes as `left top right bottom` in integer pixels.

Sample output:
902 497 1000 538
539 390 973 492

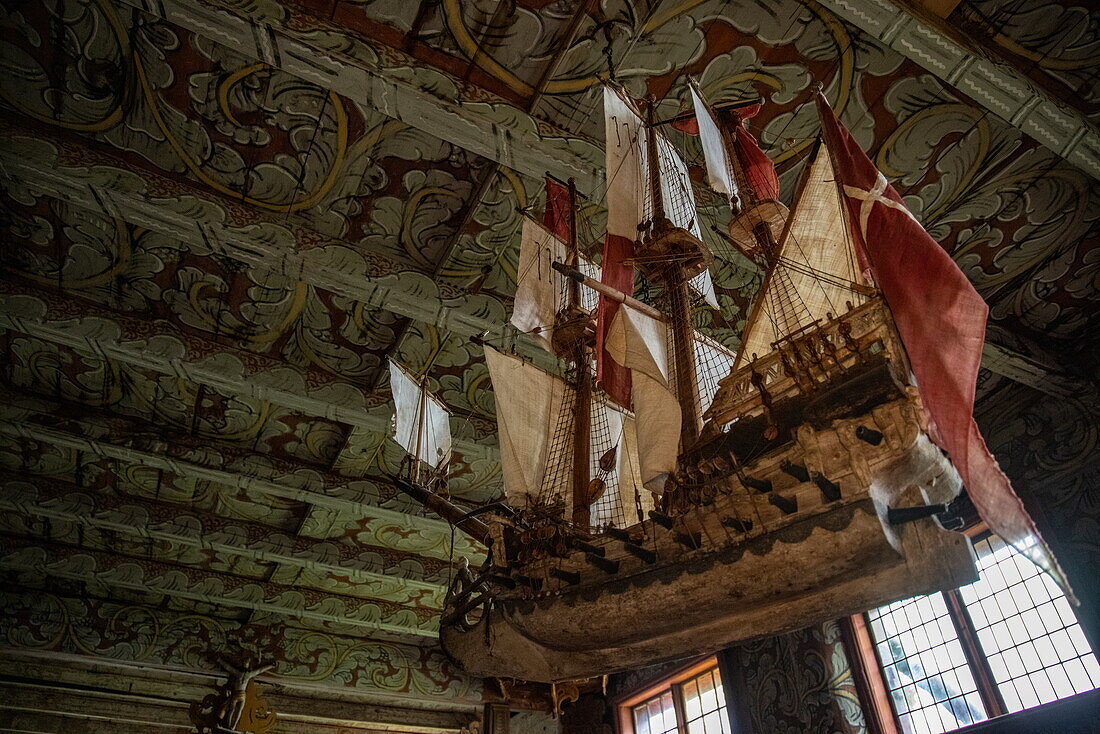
0 0 1097 715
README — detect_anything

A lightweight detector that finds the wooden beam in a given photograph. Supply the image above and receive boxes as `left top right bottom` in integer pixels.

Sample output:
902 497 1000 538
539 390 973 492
0 536 439 639
0 476 449 605
104 0 601 193
0 140 558 375
0 284 499 461
816 0 1099 179
980 342 1094 402
0 635 487 713
0 669 478 732
0 384 466 528
97 0 1098 181
0 419 486 564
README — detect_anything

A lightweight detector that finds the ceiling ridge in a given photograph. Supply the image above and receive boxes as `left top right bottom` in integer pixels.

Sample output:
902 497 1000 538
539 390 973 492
0 477 449 602
0 535 439 639
0 420 486 562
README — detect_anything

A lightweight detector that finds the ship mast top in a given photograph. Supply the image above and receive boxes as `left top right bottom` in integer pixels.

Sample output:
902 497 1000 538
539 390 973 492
686 80 787 270
636 94 709 451
550 177 597 528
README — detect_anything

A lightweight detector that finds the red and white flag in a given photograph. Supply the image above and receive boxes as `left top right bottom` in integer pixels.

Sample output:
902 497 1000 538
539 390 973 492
597 86 643 409
815 93 1072 597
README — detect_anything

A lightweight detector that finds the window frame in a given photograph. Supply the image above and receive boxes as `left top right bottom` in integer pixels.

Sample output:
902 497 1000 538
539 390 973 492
614 656 730 734
846 528 1097 734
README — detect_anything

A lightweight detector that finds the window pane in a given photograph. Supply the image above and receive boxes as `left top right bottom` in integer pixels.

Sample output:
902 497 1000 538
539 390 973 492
631 665 731 734
867 595 989 733
959 535 1099 713
681 667 730 733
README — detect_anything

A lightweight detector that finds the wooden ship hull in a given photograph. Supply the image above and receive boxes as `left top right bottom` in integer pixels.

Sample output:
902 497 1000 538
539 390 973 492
440 300 978 682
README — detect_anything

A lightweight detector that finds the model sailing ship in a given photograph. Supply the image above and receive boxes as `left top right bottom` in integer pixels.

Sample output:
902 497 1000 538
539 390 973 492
387 82 1000 683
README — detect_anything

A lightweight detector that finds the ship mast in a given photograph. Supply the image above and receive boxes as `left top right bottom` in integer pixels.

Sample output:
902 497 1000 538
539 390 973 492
714 99 781 265
699 90 804 366
642 96 703 449
561 178 594 527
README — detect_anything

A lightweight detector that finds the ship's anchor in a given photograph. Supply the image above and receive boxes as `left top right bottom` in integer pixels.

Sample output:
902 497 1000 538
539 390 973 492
443 558 493 633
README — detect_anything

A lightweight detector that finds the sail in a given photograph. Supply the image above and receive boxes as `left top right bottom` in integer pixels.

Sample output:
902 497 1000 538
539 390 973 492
689 83 739 207
511 217 599 353
389 360 452 469
598 86 647 408
604 86 648 242
512 218 567 353
590 401 651 527
619 413 651 516
738 140 866 364
605 305 680 493
654 124 720 309
602 85 717 309
816 93 1072 599
486 342 646 521
483 345 570 504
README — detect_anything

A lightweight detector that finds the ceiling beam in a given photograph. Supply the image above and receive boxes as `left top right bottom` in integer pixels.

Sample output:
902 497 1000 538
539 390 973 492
0 650 488 723
0 537 438 639
817 0 1099 178
0 420 486 563
5 268 1083 420
0 680 476 734
112 0 601 192
0 285 498 462
107 0 1098 181
980 342 1097 403
0 141 557 375
0 384 474 525
0 476 449 605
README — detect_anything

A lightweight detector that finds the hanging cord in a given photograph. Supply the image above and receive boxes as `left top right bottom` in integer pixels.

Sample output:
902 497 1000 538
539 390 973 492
601 22 617 85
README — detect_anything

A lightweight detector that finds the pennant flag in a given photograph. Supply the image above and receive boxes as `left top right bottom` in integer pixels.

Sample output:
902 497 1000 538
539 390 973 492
544 176 573 242
815 93 1073 599
729 104 780 201
688 83 739 206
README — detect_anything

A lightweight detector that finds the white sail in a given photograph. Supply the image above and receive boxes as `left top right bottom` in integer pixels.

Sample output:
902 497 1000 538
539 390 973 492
654 126 720 310
389 360 452 470
604 305 680 493
483 345 570 505
511 217 601 352
590 403 652 527
739 141 867 364
619 412 652 516
604 86 648 242
511 218 567 353
689 83 739 206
